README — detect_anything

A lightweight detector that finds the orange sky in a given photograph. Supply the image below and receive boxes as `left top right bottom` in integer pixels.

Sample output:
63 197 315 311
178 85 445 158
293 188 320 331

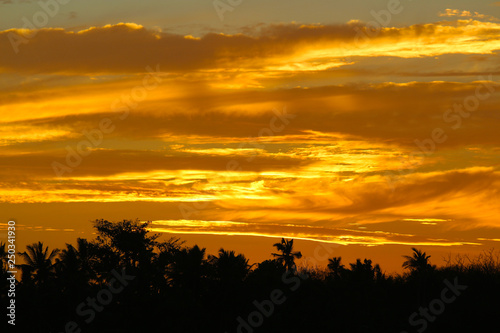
1 1 500 273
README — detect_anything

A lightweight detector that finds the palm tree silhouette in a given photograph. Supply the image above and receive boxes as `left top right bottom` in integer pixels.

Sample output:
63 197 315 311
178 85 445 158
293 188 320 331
208 248 251 283
402 248 435 305
327 256 345 279
56 238 95 287
17 241 59 286
349 258 382 281
402 248 433 273
169 245 206 293
272 238 302 272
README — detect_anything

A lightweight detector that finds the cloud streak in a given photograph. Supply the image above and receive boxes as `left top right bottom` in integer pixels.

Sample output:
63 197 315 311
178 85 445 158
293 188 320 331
2 20 500 75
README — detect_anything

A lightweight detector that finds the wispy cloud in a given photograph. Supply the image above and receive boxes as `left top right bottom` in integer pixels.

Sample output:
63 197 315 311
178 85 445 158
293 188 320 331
148 220 480 247
438 9 499 21
2 20 500 76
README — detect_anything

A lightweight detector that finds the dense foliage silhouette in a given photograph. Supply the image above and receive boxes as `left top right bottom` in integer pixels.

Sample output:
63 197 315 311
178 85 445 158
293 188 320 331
1 219 499 333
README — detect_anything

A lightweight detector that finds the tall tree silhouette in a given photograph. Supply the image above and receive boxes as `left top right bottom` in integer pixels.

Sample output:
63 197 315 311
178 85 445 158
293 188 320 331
17 241 59 286
55 238 96 290
208 248 251 284
327 256 345 279
169 245 206 293
93 219 160 269
402 248 434 273
272 238 302 271
153 237 184 292
402 248 435 305
348 258 382 282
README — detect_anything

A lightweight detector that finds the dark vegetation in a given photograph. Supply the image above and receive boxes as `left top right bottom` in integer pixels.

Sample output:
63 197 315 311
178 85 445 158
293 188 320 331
1 219 499 332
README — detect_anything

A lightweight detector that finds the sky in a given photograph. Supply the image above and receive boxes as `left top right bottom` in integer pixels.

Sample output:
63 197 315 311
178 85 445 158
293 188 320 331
1 0 500 273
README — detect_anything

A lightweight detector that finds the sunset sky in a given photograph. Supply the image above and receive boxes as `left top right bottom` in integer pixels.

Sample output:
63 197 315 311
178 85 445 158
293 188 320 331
1 0 500 272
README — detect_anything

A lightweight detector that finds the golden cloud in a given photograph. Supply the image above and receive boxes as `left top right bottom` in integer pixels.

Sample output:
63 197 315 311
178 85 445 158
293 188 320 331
2 20 500 75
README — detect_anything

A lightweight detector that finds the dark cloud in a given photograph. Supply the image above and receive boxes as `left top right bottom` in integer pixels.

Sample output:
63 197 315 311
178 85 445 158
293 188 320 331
1 21 500 73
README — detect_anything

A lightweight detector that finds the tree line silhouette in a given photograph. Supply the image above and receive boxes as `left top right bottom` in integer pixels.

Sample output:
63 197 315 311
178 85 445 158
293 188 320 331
1 219 499 332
